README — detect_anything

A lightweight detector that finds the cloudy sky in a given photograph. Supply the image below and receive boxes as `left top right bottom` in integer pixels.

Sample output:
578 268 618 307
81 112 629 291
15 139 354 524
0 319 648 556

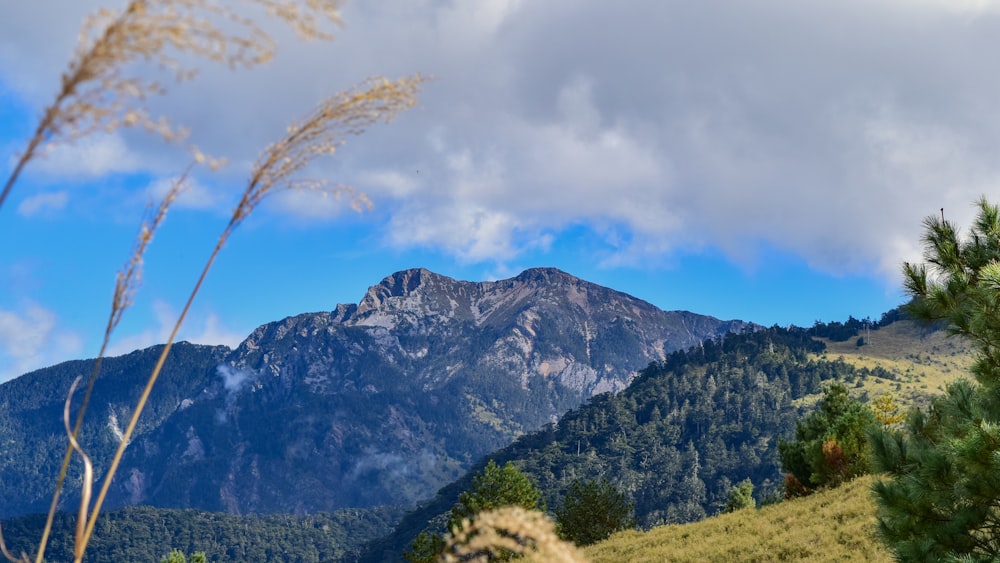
2 0 998 382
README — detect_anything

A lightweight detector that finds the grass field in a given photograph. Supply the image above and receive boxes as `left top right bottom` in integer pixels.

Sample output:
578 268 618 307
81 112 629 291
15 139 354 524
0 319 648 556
811 320 974 410
583 321 976 563
584 476 890 563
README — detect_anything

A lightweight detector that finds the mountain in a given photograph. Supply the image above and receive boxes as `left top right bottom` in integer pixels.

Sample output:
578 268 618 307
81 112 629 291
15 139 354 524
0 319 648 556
0 342 228 518
0 267 749 519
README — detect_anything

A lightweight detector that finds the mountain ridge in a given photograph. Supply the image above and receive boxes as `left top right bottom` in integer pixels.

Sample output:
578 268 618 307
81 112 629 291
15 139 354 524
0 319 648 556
0 267 752 519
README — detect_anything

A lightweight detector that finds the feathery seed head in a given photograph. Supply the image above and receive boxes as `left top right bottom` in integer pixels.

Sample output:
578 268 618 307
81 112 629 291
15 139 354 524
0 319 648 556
231 75 423 226
31 0 343 160
442 507 589 563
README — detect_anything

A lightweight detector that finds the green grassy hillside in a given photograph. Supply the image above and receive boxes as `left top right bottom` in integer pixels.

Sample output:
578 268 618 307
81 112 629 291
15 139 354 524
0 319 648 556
585 476 891 562
581 321 974 563
814 320 973 409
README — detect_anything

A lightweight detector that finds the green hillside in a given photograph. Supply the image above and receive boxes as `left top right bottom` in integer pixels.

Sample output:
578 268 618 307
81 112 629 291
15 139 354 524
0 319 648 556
580 320 975 563
814 320 973 409
585 475 891 562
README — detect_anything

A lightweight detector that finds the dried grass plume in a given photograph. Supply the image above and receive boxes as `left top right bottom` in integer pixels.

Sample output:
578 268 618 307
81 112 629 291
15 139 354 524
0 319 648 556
1 0 343 211
443 507 589 563
0 2 424 563
77 74 424 561
31 170 191 563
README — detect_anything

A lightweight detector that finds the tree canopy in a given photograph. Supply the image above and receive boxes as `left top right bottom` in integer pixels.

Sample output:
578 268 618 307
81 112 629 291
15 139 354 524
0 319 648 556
556 479 635 546
405 460 543 562
779 382 877 494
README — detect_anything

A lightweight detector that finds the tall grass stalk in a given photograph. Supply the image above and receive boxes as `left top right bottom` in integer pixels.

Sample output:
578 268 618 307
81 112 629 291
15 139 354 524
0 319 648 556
61 378 94 563
32 170 191 563
74 75 423 562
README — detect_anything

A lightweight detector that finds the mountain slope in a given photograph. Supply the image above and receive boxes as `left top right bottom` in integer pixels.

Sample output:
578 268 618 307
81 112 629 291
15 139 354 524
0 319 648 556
358 326 893 561
0 342 227 518
814 319 974 410
0 267 749 518
110 268 750 514
584 475 891 562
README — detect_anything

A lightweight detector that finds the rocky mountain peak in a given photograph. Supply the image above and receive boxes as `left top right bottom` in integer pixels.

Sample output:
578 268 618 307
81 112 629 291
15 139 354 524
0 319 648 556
354 268 444 318
377 268 436 297
350 268 590 327
513 267 580 285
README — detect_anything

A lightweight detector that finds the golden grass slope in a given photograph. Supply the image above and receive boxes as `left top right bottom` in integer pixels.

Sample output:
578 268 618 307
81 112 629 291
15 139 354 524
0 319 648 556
584 476 890 563
813 320 974 410
583 322 973 563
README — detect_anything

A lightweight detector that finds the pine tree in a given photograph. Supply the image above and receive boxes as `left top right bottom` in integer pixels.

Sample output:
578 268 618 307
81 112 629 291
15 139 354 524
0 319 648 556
778 382 876 493
556 479 636 546
872 392 905 428
723 478 756 513
405 460 543 562
667 442 707 522
871 197 1000 560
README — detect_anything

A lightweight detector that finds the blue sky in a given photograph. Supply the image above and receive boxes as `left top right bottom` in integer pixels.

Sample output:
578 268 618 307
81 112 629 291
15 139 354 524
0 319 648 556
7 0 1000 382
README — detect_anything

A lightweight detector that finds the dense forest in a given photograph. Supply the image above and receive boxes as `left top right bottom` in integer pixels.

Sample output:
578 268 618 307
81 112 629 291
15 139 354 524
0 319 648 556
360 325 893 561
0 505 402 563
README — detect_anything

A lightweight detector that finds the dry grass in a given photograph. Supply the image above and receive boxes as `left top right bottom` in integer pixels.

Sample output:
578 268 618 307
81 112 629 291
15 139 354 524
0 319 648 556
76 75 422 563
443 507 588 563
1 0 343 210
585 476 889 563
811 320 974 410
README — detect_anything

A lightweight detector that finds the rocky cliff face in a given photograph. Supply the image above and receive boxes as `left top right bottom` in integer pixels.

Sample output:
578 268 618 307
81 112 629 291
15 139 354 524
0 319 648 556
0 268 751 517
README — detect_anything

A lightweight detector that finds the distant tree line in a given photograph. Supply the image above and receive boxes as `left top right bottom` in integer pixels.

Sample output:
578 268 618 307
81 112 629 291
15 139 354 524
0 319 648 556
805 307 912 342
0 504 403 563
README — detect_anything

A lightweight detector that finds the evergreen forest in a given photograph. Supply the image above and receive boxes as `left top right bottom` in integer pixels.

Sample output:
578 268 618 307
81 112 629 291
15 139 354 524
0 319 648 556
0 505 402 563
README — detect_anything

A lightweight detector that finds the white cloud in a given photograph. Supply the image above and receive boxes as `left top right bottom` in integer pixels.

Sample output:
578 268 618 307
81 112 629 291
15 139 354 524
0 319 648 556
17 191 68 217
146 175 223 211
188 312 246 349
268 188 369 221
31 133 145 179
0 302 82 383
358 169 420 198
7 0 1000 281
108 301 245 357
379 75 671 262
217 364 253 393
